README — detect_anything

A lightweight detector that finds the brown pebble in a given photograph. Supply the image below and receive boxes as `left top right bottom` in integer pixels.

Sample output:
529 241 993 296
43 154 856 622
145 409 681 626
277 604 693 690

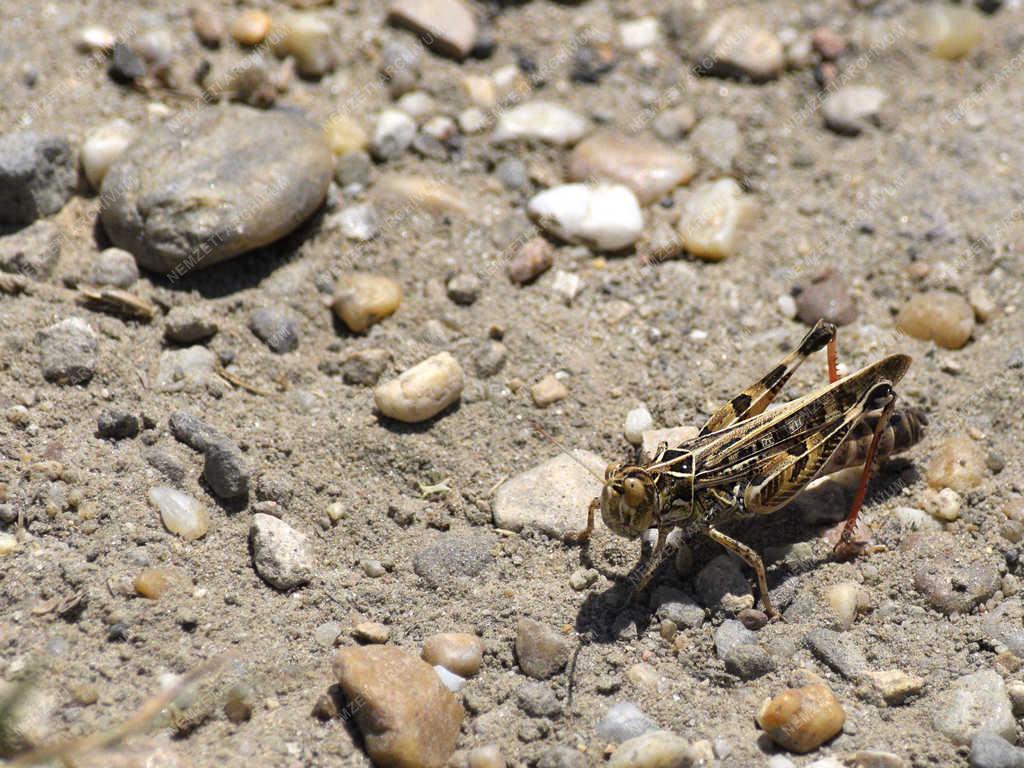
1002 498 1024 523
738 608 769 630
353 621 391 644
331 273 402 333
311 691 339 720
191 5 224 48
896 291 974 350
795 272 857 326
757 683 845 753
133 567 189 600
531 375 568 407
811 27 846 59
508 237 554 285
231 9 271 46
421 632 485 677
926 436 986 492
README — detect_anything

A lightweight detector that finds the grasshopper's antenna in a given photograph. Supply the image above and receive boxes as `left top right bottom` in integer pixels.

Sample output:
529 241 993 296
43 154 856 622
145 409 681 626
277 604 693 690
533 424 605 482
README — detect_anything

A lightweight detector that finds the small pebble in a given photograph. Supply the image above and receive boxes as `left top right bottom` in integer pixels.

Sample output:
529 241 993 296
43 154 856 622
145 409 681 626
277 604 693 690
492 101 589 146
434 665 466 693
272 13 334 78
823 86 887 135
421 632 484 677
333 203 379 242
678 179 756 261
550 270 584 305
332 273 402 333
897 291 975 349
608 731 699 768
926 436 986 491
515 617 571 679
250 306 300 354
596 701 657 744
446 272 481 305
757 684 845 753
527 183 643 252
624 407 653 445
857 670 924 706
353 621 390 644
224 683 254 723
495 158 529 192
314 621 342 647
249 513 313 590
371 108 417 161
568 133 697 205
508 238 554 285
134 566 189 600
796 273 857 326
619 17 660 51
652 106 696 141
230 9 271 46
36 318 97 386
531 375 568 408
77 25 116 53
473 341 507 378
108 43 145 83
826 581 867 629
164 306 218 344
191 6 224 48
0 533 19 557
919 4 984 59
467 744 505 768
923 487 963 522
933 670 1016 745
690 117 741 174
517 681 561 718
81 120 136 190
374 352 464 422
696 10 784 82
89 247 139 289
387 0 478 60
97 409 140 440
324 114 368 156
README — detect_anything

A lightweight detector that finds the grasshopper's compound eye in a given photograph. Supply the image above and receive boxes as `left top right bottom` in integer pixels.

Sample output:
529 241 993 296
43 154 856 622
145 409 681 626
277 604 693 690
623 477 645 507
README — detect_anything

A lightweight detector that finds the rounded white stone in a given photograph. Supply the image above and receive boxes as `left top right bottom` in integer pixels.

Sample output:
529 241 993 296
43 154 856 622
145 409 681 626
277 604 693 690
81 119 136 190
527 183 643 252
373 352 464 423
624 407 654 445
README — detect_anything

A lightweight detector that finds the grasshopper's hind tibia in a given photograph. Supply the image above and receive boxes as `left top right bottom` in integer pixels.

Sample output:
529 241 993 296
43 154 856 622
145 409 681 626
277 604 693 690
628 527 669 602
705 526 776 617
699 320 838 436
565 498 600 544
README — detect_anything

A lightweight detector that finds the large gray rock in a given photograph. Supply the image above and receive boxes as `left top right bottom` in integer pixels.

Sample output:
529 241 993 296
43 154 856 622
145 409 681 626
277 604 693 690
933 670 1016 746
36 317 97 385
100 106 332 275
0 132 76 226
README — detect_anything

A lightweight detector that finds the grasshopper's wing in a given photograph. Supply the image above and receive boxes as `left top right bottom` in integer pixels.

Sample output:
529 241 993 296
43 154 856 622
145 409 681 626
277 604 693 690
699 321 836 436
694 354 911 488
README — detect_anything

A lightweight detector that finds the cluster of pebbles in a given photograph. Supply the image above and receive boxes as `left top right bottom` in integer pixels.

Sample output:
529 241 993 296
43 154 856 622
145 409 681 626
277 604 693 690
1 0 1022 766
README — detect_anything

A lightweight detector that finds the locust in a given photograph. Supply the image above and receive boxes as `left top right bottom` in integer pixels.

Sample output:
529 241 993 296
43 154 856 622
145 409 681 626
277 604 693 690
568 320 926 617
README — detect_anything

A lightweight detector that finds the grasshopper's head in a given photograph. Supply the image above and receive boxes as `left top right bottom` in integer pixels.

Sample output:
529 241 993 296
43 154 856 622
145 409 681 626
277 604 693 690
600 463 659 538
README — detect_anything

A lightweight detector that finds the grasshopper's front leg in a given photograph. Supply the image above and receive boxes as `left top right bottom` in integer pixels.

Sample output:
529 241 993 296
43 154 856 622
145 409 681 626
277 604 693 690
565 497 599 544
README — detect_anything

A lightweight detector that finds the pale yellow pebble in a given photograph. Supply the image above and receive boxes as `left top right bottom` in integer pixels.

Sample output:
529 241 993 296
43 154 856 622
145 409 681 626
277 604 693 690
353 621 390 644
323 114 367 155
856 670 925 706
134 567 189 600
272 13 333 78
331 273 402 333
678 179 757 261
373 352 464 423
919 4 984 60
923 487 962 522
421 632 484 677
0 532 19 557
826 581 868 630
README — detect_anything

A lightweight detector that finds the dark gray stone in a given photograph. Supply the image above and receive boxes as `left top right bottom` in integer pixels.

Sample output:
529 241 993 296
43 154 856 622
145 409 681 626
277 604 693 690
169 410 219 452
202 436 251 499
250 306 300 354
89 247 139 288
536 746 587 768
100 105 332 275
164 306 218 344
334 150 371 188
595 701 657 744
0 220 61 278
97 409 140 440
714 619 756 659
652 586 705 629
724 644 775 680
0 132 76 226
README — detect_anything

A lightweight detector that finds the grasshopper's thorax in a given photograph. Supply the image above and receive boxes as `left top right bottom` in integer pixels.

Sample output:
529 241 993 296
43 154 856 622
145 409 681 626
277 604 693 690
600 463 665 538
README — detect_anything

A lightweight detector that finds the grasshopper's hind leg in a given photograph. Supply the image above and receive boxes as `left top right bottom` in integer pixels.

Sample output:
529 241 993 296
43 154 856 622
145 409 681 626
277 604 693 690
705 526 776 618
565 498 599 544
628 526 669 603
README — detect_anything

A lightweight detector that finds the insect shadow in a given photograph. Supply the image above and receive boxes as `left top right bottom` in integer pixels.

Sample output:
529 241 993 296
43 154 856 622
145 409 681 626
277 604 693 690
572 461 917 643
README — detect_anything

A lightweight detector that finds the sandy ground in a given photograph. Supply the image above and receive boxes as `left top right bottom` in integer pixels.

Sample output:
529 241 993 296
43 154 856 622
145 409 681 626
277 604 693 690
1 1 1023 767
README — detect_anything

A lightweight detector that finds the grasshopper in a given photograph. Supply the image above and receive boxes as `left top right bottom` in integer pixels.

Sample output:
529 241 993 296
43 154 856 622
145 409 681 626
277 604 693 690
569 320 926 617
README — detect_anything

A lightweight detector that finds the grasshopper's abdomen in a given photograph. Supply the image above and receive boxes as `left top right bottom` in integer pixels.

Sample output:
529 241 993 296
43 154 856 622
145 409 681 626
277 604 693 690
823 406 927 475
